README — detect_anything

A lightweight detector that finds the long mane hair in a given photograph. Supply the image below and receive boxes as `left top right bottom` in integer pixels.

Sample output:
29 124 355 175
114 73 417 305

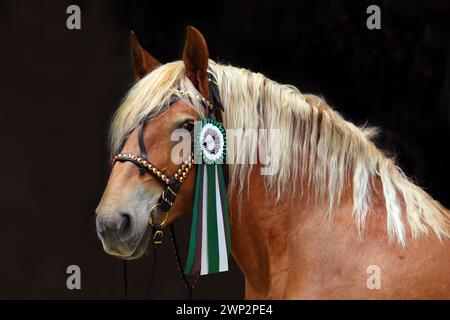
110 59 450 246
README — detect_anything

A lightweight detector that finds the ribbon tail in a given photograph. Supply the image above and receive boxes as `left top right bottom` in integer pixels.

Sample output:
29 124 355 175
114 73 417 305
205 165 219 274
200 166 209 275
184 165 203 275
185 163 231 276
215 165 229 272
218 164 231 257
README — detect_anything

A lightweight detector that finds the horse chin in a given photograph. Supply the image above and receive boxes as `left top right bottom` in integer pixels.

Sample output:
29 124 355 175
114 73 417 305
103 225 153 260
123 226 154 260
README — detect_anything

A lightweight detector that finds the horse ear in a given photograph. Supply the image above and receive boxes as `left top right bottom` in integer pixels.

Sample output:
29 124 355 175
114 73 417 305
130 31 161 80
183 26 209 97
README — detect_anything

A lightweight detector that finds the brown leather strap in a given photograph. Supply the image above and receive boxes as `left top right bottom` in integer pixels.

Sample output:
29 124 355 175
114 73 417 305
138 123 148 161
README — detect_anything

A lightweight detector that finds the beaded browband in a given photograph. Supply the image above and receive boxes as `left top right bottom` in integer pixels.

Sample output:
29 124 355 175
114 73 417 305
112 152 194 185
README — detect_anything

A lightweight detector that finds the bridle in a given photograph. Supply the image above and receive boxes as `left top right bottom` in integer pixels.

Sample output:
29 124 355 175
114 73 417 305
112 98 198 299
112 115 195 244
111 72 223 299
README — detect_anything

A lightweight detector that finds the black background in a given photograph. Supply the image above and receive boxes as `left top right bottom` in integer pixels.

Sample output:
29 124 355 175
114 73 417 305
0 0 448 299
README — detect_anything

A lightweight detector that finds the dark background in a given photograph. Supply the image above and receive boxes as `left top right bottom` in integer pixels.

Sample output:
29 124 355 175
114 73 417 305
0 0 448 299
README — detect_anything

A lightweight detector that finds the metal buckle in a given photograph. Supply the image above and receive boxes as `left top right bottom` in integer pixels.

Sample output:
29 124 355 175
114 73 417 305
167 186 177 197
162 190 174 206
152 230 164 245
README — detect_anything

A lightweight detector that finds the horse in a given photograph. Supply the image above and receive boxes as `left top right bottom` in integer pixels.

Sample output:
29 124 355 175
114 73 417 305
95 26 450 299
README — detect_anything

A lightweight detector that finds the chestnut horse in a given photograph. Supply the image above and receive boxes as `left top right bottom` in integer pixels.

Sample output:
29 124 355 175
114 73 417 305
96 27 450 299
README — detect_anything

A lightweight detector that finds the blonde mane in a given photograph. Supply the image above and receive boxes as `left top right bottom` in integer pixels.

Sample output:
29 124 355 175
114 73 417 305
110 60 449 246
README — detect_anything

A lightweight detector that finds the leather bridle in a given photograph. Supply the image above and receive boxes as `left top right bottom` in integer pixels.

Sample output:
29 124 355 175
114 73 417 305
111 98 198 299
110 71 224 299
112 116 194 244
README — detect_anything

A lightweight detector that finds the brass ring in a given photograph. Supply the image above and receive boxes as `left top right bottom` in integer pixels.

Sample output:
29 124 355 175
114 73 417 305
148 203 169 227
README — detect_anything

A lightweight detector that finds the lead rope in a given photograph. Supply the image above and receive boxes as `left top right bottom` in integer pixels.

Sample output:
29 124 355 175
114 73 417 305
123 260 128 300
143 247 159 299
121 228 160 300
169 223 200 299
144 227 160 300
138 225 199 300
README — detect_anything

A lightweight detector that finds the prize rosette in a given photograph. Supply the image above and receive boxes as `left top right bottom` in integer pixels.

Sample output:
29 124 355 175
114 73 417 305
195 118 226 165
185 117 231 276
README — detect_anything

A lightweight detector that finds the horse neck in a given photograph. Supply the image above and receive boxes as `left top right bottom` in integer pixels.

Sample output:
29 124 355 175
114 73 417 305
228 166 365 298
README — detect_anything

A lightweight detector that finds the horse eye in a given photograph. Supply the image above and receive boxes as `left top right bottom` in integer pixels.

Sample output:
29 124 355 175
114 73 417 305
181 121 194 132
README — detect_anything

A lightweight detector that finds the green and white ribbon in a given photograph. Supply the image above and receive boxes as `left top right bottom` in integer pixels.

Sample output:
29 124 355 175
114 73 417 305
184 118 231 275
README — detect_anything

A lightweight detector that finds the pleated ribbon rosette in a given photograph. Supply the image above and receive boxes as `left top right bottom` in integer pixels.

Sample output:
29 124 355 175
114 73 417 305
184 118 231 275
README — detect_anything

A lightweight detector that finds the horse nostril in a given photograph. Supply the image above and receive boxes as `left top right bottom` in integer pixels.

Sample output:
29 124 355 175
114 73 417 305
96 212 134 242
118 212 133 240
